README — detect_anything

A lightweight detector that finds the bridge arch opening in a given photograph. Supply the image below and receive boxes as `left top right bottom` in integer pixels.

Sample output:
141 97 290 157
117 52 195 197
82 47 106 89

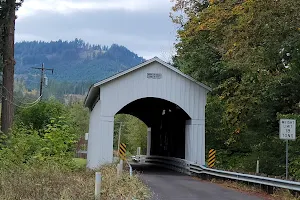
116 97 191 159
113 114 148 156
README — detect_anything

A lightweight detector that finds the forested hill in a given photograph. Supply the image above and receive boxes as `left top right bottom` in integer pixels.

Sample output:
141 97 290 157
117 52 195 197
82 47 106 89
14 39 145 82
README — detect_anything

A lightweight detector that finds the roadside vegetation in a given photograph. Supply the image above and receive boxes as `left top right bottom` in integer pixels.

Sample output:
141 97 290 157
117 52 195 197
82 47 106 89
0 100 150 200
0 161 150 200
207 178 299 200
171 0 300 179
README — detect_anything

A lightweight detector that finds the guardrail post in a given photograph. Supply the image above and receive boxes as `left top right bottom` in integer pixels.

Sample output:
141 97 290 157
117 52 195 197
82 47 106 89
120 159 123 174
116 163 120 177
137 147 141 156
129 164 133 177
95 172 101 200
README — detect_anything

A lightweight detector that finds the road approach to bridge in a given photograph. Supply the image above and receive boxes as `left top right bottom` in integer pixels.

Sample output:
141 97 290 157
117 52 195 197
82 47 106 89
132 163 263 200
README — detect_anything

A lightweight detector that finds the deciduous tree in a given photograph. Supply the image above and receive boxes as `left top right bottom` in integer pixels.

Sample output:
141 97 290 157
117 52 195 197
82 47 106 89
171 0 300 176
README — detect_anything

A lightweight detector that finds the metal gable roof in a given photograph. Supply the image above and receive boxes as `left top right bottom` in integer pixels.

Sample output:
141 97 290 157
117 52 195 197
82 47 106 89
84 57 212 108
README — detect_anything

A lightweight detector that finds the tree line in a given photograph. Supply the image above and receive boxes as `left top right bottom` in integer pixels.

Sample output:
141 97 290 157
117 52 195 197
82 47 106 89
15 40 145 82
171 0 300 178
15 39 110 66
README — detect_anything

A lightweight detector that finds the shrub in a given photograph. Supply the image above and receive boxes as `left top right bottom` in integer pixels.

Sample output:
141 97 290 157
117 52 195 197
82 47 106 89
14 100 66 131
0 100 150 199
0 117 79 171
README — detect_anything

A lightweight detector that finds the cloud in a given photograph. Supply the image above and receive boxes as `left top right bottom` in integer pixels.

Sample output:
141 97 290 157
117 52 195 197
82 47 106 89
15 0 177 60
17 0 172 18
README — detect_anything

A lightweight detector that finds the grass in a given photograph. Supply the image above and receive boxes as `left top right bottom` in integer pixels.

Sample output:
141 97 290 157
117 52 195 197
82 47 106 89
0 160 151 200
73 158 87 168
209 178 300 200
272 189 300 200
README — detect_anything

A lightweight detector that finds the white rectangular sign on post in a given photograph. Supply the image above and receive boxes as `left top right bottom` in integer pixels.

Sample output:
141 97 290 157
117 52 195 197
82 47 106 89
280 119 296 140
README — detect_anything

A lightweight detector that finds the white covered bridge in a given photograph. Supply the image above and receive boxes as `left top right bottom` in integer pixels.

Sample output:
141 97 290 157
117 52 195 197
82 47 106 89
84 57 211 169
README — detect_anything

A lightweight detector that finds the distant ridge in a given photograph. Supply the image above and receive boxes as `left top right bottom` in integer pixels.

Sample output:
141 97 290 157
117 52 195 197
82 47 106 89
14 39 146 83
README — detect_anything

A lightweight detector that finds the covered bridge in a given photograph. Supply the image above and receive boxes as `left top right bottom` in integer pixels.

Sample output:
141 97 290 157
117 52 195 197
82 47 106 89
84 57 211 169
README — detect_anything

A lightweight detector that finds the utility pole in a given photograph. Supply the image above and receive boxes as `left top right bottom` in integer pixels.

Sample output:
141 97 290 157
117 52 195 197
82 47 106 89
32 63 53 97
117 122 123 155
1 0 16 134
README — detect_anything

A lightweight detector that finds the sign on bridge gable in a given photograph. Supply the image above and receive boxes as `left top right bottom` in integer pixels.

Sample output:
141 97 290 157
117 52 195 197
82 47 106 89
280 119 296 140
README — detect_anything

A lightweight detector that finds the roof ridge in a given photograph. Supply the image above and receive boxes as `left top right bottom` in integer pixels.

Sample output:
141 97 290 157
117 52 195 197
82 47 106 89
84 57 212 107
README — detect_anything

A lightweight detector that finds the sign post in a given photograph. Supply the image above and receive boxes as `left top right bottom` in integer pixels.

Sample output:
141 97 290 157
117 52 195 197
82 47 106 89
208 149 216 168
118 143 126 176
286 140 288 179
279 119 296 179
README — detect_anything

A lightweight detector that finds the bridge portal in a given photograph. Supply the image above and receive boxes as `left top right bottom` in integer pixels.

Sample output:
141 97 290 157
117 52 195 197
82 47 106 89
84 57 211 168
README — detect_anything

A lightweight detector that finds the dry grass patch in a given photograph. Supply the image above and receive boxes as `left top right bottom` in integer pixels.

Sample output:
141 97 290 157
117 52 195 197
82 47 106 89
209 178 299 200
0 163 150 200
272 189 300 200
100 164 150 199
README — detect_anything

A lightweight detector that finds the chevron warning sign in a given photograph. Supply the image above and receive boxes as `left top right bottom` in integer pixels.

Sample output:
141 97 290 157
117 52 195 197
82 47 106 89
119 143 126 160
208 149 216 168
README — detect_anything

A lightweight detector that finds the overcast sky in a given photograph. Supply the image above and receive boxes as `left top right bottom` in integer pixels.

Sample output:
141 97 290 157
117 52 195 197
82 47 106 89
15 0 178 60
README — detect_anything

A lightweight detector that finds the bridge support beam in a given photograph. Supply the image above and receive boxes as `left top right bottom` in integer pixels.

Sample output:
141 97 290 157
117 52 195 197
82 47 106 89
185 119 205 165
87 101 114 169
147 127 151 156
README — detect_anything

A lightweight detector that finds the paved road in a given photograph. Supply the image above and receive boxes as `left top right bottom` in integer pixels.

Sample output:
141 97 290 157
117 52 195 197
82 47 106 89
131 163 262 200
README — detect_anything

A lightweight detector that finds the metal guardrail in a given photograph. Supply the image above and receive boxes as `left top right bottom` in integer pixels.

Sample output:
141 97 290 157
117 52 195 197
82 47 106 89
145 156 191 175
190 164 300 191
144 155 300 192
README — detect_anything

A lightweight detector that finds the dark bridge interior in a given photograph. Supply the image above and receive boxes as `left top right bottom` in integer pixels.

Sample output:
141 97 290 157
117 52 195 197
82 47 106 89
117 97 190 159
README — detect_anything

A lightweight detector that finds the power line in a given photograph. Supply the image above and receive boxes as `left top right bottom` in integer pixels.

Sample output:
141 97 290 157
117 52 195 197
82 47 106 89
2 86 42 105
0 92 42 109
15 77 43 101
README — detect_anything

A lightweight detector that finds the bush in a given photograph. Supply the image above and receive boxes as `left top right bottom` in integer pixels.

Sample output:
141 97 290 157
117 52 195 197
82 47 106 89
0 117 79 171
15 100 66 131
0 100 151 199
